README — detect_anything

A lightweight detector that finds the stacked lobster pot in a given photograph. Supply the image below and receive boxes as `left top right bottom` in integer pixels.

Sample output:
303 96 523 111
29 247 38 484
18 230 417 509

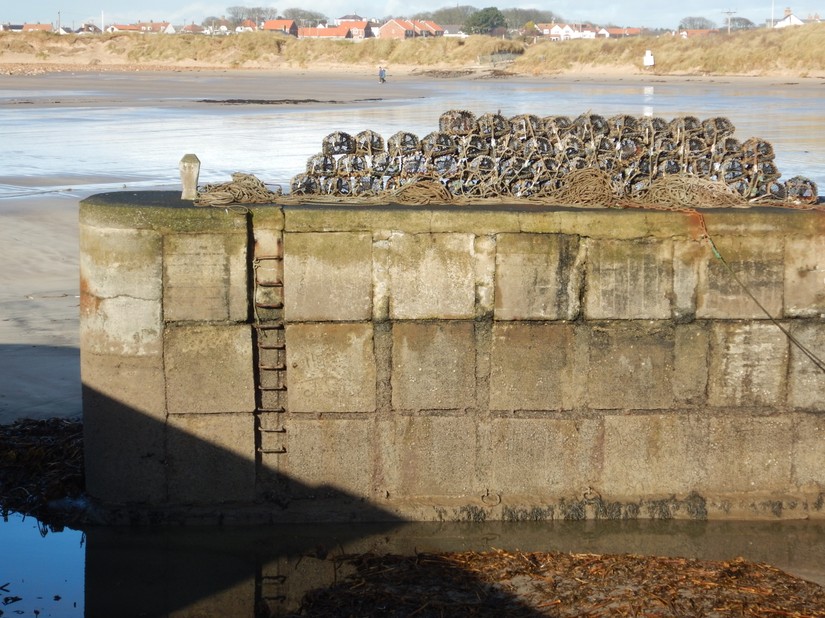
289 110 818 204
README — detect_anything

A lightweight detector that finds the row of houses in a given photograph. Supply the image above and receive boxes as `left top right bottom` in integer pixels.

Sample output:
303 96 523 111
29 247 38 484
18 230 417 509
0 15 450 39
259 17 446 40
4 7 820 39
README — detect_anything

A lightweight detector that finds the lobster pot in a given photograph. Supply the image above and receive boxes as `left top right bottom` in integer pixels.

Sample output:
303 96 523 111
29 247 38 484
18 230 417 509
421 132 458 158
543 115 572 138
668 116 703 137
433 154 460 178
467 155 497 178
609 114 639 136
336 154 369 177
439 110 477 136
475 112 511 140
306 153 336 176
494 135 524 158
702 117 736 142
523 136 554 160
290 173 321 195
387 132 420 157
355 130 385 155
785 176 818 204
322 131 356 155
351 176 383 196
509 114 542 140
400 153 430 177
460 134 491 158
740 137 775 161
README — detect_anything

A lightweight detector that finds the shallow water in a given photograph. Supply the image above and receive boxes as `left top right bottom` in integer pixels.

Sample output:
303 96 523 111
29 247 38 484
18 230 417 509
1 75 824 199
2 513 825 617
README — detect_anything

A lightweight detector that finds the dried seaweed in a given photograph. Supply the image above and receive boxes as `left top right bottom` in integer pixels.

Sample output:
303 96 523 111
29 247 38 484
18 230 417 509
292 550 825 617
0 418 84 525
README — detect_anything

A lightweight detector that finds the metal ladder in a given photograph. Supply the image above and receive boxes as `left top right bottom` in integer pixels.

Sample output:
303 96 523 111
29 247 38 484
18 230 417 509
252 253 288 500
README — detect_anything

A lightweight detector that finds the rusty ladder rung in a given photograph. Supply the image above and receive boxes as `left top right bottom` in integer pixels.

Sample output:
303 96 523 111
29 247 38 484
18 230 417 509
254 322 284 330
258 447 287 454
258 385 287 392
257 406 285 413
259 427 286 433
259 363 286 371
255 302 284 309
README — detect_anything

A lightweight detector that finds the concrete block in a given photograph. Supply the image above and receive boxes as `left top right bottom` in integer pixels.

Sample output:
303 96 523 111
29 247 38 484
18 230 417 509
787 322 825 410
584 239 673 319
602 415 708 496
82 353 167 503
488 418 602 495
494 233 583 320
673 240 707 321
696 235 783 319
489 322 575 410
80 295 162 357
286 323 376 413
708 322 788 408
79 225 162 301
791 414 825 491
391 322 476 411
392 415 478 497
784 236 825 317
284 232 373 322
703 416 793 493
165 324 255 414
388 233 476 319
163 232 248 322
474 235 496 318
586 324 674 410
285 418 374 498
673 323 709 405
167 413 256 503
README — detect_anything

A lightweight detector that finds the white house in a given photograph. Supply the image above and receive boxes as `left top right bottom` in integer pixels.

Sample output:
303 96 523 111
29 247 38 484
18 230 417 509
774 7 805 27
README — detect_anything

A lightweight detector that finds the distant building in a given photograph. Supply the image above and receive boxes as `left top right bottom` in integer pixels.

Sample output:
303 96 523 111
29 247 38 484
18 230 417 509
298 25 353 39
262 19 298 36
377 18 444 40
774 7 805 27
76 23 102 34
22 23 53 32
180 23 206 34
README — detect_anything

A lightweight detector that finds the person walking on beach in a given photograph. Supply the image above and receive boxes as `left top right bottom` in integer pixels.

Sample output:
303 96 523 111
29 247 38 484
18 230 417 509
378 66 386 84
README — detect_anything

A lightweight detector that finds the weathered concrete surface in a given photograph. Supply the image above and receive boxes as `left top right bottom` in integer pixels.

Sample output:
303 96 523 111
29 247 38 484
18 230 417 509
79 195 825 523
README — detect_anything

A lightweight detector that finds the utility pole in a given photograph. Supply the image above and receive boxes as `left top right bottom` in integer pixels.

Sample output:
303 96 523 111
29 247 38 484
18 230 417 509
722 9 736 33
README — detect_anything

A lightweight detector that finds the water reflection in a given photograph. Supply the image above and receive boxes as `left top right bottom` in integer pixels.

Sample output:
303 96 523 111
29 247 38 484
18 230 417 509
0 512 84 617
2 514 825 617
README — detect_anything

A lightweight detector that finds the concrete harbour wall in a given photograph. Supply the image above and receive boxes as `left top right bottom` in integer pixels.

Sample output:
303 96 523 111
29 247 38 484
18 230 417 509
79 192 825 522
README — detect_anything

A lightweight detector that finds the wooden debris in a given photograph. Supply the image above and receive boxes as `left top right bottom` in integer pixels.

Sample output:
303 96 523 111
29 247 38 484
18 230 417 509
293 550 825 617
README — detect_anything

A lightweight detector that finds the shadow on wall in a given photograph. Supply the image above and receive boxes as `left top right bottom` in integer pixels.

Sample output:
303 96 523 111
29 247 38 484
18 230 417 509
79 384 548 617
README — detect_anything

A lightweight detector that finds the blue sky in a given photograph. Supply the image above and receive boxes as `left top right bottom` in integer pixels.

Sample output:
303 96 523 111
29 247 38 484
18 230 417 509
1 1 816 30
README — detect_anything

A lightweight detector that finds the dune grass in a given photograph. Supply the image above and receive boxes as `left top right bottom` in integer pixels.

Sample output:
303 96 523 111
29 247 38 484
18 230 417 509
2 26 825 75
514 22 825 75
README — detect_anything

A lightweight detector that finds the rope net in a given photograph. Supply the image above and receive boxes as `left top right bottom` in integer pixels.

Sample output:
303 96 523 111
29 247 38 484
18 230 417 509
196 110 820 209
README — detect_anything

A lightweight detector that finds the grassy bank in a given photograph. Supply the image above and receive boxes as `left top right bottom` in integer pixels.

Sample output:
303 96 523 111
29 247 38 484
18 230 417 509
2 25 825 76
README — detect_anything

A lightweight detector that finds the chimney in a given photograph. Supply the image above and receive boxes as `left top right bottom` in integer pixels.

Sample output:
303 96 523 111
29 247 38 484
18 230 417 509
784 7 793 17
